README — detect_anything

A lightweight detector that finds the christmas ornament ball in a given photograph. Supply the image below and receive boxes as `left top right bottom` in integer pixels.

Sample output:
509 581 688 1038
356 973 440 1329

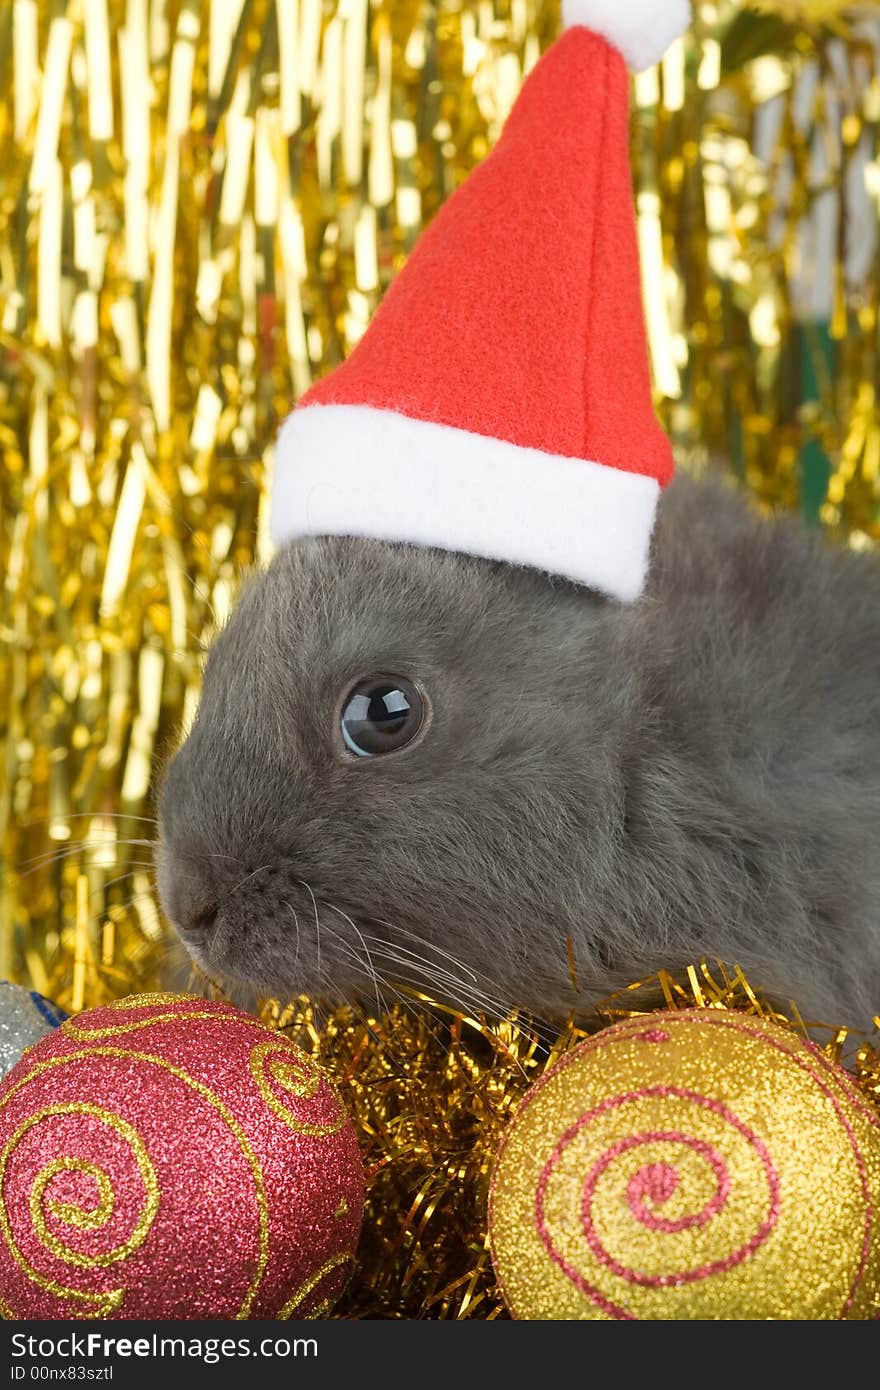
0 982 67 1079
0 994 364 1319
489 1010 880 1319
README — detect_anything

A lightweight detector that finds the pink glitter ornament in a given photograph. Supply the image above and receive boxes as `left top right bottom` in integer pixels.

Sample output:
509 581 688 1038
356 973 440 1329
0 994 364 1319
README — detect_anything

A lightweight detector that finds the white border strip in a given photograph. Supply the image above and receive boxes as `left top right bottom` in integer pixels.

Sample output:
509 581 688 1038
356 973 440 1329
271 404 659 602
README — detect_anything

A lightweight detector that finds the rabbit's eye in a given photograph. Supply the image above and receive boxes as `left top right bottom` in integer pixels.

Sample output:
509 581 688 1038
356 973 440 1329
339 675 426 758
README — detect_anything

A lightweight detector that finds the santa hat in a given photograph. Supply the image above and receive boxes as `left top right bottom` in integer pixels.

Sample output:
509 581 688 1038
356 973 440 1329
272 0 690 603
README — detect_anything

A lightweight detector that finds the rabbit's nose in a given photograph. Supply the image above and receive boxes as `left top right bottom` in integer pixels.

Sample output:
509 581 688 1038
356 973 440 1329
160 870 220 937
184 903 219 934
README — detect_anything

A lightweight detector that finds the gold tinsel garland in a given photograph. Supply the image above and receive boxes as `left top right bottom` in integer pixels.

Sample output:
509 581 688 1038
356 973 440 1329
0 0 879 1319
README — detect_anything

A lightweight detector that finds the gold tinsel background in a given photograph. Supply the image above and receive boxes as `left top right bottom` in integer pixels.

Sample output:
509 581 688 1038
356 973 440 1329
1 0 879 1318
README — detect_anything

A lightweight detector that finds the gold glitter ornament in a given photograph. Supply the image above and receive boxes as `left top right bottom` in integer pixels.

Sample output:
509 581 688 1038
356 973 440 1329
489 1009 880 1320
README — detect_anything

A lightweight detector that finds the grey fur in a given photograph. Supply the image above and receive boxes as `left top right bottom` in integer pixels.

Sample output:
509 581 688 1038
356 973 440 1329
156 473 880 1025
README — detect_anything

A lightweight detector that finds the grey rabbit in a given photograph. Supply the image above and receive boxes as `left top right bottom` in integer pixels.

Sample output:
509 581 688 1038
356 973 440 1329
156 471 880 1027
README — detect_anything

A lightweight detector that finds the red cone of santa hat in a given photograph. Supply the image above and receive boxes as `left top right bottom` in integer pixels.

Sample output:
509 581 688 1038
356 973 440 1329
272 0 690 602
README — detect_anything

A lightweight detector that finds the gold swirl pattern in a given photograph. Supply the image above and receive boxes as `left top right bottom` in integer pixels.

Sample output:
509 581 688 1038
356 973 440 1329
250 1039 347 1138
490 1011 880 1319
277 1251 352 1319
37 1159 115 1232
62 998 252 1042
61 1010 245 1041
24 1110 157 1266
103 994 201 1009
0 1098 158 1318
0 1047 269 1319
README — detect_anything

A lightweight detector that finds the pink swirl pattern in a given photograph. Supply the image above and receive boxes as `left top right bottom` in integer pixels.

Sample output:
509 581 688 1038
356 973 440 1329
622 1140 729 1234
535 1086 780 1315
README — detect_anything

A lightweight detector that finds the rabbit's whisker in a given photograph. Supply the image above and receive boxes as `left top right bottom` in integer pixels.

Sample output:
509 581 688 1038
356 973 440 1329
299 880 322 981
324 901 382 1019
283 901 302 977
360 936 507 1018
371 916 481 983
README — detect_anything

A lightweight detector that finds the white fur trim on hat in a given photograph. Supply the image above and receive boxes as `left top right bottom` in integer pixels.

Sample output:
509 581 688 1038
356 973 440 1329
562 0 690 72
272 405 660 603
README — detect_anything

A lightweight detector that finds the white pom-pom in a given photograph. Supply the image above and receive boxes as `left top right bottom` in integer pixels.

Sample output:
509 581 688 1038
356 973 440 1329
562 0 690 72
